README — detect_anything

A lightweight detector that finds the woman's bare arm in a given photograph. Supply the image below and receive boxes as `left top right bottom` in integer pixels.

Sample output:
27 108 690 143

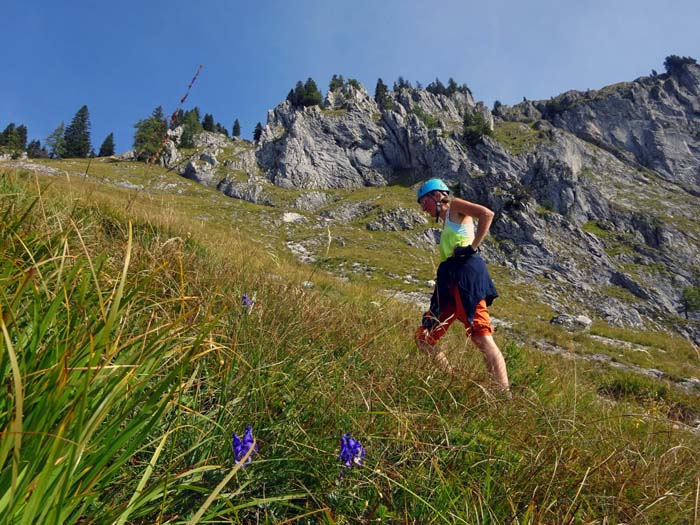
450 197 494 249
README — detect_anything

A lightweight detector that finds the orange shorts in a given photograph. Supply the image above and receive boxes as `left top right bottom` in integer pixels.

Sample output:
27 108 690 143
416 293 494 347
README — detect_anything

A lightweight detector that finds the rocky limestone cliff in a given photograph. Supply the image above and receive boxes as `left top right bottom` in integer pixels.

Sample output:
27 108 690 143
161 130 271 205
256 82 484 189
504 62 700 189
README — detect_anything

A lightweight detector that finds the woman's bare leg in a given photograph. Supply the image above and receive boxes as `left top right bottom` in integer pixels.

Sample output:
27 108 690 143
471 335 510 391
415 329 454 374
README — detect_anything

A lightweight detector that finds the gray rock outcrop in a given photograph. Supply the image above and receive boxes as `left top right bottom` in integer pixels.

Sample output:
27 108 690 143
292 191 333 212
550 314 593 332
256 83 484 189
171 131 267 205
216 176 272 206
366 208 428 231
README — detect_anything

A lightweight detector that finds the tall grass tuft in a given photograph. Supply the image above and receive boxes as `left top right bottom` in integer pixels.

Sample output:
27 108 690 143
0 177 212 522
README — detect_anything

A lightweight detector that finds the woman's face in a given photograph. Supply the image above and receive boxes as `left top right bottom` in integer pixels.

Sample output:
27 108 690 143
419 192 439 216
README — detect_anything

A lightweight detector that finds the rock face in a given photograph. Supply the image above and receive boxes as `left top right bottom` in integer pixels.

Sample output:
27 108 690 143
524 62 700 188
256 83 482 189
165 131 269 205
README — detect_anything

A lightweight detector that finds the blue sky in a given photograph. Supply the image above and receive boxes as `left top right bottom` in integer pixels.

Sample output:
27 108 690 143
2 0 699 153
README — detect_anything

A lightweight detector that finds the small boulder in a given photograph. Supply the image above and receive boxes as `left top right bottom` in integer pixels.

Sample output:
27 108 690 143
366 208 428 231
282 212 306 223
550 313 592 332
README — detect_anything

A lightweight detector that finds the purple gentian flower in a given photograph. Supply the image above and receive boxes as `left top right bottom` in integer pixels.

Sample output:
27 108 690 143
339 433 365 468
242 293 255 311
232 426 257 465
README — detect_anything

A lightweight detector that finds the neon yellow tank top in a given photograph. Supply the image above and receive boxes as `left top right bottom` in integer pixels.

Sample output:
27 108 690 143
439 212 474 261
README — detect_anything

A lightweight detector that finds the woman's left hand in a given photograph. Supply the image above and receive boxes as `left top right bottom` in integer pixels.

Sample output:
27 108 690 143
453 245 477 258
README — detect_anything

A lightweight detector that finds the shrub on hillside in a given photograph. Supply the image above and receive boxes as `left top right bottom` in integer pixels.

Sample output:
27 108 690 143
664 54 697 75
462 109 492 146
682 286 700 319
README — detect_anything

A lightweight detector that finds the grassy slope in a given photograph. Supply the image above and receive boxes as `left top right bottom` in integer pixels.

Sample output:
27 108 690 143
1 162 699 524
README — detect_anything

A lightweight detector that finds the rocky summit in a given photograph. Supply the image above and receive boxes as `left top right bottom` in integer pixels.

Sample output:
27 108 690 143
162 60 700 343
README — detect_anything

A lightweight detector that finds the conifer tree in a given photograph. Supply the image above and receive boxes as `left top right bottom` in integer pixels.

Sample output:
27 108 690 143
253 122 263 142
393 77 412 92
215 123 229 136
664 54 697 75
64 105 92 158
152 106 165 121
294 81 306 104
98 133 115 156
286 79 323 108
426 78 447 96
16 125 28 151
45 123 66 158
133 107 167 161
232 118 241 137
25 139 38 156
202 113 215 132
27 139 48 158
329 74 345 91
180 109 203 148
0 123 19 150
302 77 323 107
447 78 458 95
287 81 305 107
374 78 392 111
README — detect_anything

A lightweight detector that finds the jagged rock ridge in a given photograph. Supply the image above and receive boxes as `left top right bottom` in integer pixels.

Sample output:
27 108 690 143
500 63 700 188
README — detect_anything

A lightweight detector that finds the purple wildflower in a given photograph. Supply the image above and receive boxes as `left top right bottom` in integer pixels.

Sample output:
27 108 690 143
339 433 365 468
241 293 255 311
232 426 258 465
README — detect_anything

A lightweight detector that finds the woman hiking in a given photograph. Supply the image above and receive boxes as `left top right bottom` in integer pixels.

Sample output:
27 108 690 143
414 178 510 394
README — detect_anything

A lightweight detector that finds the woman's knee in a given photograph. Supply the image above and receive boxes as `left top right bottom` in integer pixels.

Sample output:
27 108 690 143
472 335 499 355
415 326 437 355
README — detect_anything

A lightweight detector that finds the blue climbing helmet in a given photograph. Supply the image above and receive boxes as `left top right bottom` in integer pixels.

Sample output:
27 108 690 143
416 178 450 202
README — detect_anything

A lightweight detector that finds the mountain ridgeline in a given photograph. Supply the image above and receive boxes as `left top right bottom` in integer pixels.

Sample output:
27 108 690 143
162 59 700 342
